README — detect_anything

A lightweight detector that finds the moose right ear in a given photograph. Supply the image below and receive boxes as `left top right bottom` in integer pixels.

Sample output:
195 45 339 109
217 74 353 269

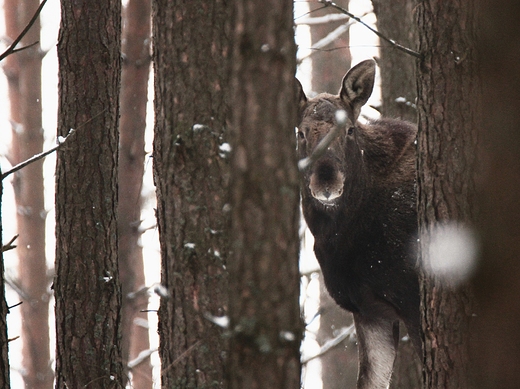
340 59 376 121
296 78 307 116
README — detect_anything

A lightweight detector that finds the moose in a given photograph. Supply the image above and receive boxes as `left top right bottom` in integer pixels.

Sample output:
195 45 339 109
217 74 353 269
296 59 421 389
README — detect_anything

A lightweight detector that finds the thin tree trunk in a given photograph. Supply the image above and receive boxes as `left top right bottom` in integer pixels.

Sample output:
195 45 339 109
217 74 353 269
152 1 231 387
372 0 417 122
55 0 123 387
416 1 479 388
0 171 10 388
227 1 302 387
470 1 520 388
3 1 52 387
119 1 152 387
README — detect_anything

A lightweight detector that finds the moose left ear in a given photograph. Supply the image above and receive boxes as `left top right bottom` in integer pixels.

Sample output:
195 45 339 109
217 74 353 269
340 59 376 121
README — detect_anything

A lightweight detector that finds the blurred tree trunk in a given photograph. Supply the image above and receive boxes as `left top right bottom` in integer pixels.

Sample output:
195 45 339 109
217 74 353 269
152 1 231 387
372 0 417 121
119 0 152 387
0 171 10 388
227 1 302 388
470 1 520 388
309 0 351 94
371 2 422 388
3 1 52 388
416 1 479 388
308 3 358 388
55 0 123 387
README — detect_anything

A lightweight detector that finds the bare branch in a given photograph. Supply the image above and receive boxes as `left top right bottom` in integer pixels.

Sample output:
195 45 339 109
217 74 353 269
318 0 421 59
298 109 348 171
127 348 157 370
1 235 18 253
298 21 354 62
1 109 107 181
1 128 75 181
0 0 48 62
301 324 355 364
295 13 350 26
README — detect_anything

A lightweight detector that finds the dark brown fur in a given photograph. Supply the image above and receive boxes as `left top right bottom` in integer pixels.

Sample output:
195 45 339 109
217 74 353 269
297 60 420 389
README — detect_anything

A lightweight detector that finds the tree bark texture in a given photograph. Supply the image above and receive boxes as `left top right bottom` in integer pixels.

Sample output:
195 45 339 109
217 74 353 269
470 1 520 388
55 1 123 388
227 1 302 388
372 0 417 122
119 0 152 387
3 1 52 388
416 1 479 388
152 1 231 388
0 172 10 388
371 2 422 387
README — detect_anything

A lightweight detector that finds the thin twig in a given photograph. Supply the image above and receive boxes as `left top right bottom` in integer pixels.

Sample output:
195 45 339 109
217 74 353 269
1 109 107 181
0 0 48 62
1 235 18 253
318 0 421 59
301 323 355 364
1 129 75 181
298 109 348 171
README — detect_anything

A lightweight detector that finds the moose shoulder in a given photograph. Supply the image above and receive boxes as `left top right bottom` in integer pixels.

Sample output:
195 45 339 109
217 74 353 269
296 59 420 389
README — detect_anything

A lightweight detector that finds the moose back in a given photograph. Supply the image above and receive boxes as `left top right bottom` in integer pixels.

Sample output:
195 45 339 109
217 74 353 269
296 59 420 389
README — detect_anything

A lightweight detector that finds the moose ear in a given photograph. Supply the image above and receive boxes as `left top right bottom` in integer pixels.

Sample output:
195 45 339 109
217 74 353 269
295 78 307 116
340 59 376 121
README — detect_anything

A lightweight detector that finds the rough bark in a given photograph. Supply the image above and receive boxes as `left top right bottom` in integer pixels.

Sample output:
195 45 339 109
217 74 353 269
372 0 417 122
470 1 520 388
416 1 479 388
119 1 152 387
152 1 231 387
0 171 10 388
371 2 422 387
55 1 123 388
3 1 52 387
227 1 302 388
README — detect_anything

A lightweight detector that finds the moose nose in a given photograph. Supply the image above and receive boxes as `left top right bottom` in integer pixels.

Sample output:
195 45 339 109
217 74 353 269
323 189 331 199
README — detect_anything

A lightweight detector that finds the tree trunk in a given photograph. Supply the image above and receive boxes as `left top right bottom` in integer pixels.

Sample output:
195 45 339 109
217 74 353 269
470 1 520 388
119 1 152 387
227 1 302 388
416 1 479 388
55 1 123 387
0 172 10 388
152 1 231 387
372 0 417 122
309 0 351 94
371 2 422 388
3 1 52 388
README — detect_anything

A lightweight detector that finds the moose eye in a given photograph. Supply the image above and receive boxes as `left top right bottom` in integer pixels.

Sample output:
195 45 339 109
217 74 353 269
347 127 355 136
297 130 305 140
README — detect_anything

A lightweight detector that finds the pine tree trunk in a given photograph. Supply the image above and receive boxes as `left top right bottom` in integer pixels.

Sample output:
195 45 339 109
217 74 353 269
470 1 520 388
119 1 152 387
55 0 123 387
227 1 302 387
372 0 417 122
3 1 52 387
416 1 479 388
152 1 231 387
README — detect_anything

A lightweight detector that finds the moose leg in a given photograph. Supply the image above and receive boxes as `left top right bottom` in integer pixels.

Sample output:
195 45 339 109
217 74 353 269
353 312 398 389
